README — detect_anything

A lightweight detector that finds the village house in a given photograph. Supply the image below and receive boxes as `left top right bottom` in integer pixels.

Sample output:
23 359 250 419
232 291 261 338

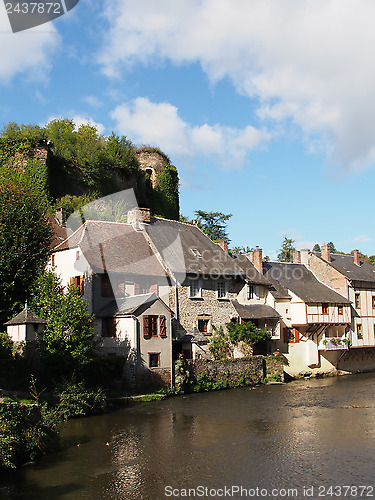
306 244 375 349
50 216 173 389
261 254 351 377
142 217 280 359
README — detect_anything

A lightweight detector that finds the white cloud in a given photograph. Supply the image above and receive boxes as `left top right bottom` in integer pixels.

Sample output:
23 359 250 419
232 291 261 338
110 97 270 168
352 234 372 243
99 0 375 172
0 4 60 83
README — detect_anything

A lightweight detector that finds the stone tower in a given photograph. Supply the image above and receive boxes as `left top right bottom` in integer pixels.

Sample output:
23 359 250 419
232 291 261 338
135 148 170 188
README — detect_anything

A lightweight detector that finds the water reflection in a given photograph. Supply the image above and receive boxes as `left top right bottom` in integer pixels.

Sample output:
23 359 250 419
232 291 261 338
2 373 375 499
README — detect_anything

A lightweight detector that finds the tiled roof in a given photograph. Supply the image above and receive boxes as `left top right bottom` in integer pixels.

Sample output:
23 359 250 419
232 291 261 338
232 301 280 319
144 218 271 284
263 262 351 304
54 221 167 277
96 293 168 317
5 307 46 326
315 252 375 283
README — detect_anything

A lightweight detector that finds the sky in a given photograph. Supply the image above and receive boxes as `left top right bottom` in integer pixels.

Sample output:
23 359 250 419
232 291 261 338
1 0 375 259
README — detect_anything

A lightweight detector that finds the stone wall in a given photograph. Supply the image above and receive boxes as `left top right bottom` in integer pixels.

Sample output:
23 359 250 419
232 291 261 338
189 356 284 386
308 253 348 297
136 366 172 392
170 277 241 337
338 347 375 374
136 150 169 187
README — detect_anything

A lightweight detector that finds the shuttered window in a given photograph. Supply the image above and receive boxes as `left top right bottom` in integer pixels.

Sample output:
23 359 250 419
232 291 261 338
102 318 116 338
159 315 167 337
70 276 84 295
143 315 151 339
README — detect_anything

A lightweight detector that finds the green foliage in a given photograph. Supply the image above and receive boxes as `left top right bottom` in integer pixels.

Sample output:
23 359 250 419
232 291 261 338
1 122 46 144
327 242 337 253
312 243 321 252
193 210 232 242
0 172 52 325
30 270 96 372
277 236 296 262
0 331 13 359
54 380 107 419
230 245 253 255
0 401 60 469
209 326 231 360
226 321 271 346
153 164 180 220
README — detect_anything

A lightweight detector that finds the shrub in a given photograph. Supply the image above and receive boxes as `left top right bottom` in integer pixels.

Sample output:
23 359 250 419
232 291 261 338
0 331 13 359
0 401 60 469
226 321 271 346
55 380 107 419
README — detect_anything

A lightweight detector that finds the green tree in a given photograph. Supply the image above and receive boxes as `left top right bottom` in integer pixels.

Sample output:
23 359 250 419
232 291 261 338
327 242 337 253
277 236 296 262
0 172 51 325
312 243 321 252
226 321 271 346
154 164 180 220
30 270 96 371
194 210 232 242
230 246 253 255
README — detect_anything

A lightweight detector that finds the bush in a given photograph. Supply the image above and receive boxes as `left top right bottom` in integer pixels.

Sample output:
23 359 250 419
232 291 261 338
55 381 107 419
0 401 60 469
0 331 13 359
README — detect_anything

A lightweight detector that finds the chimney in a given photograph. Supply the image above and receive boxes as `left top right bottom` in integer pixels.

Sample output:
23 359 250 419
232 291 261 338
293 250 301 264
353 249 360 266
321 243 331 262
55 208 66 228
217 240 228 253
253 247 263 274
127 208 151 229
300 249 309 266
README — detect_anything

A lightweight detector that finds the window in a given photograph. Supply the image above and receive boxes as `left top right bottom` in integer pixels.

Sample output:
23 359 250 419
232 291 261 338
372 296 375 310
338 305 343 316
149 353 160 368
116 280 126 297
247 285 258 300
70 276 84 295
76 250 80 261
322 303 329 315
355 293 361 309
217 281 228 299
102 318 116 338
190 248 202 258
188 279 202 298
283 327 300 343
51 254 55 266
101 274 114 298
143 315 167 339
357 323 363 340
373 324 375 338
198 319 209 333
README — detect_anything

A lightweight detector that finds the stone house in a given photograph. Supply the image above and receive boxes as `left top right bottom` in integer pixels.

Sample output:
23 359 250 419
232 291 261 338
306 244 375 348
50 218 174 388
262 258 351 377
142 217 279 359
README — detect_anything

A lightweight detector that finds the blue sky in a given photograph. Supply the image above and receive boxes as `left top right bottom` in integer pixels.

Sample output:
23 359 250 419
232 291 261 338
1 0 375 259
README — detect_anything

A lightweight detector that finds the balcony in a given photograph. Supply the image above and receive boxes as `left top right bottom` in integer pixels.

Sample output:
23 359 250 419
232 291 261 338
318 337 350 351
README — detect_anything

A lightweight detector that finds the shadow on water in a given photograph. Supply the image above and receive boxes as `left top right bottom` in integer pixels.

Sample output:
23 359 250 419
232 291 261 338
3 372 375 499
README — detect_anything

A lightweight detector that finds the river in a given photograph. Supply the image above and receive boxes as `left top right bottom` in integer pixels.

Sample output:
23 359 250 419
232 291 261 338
2 373 375 499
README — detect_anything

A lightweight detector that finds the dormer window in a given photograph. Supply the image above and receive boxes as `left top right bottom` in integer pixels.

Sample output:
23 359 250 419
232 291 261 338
322 303 329 314
191 248 202 258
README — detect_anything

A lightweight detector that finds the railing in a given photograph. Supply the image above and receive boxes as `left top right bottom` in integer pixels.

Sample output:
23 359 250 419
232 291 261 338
318 337 350 351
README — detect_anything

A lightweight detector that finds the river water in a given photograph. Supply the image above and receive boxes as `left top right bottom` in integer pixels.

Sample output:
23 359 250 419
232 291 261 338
2 373 375 500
